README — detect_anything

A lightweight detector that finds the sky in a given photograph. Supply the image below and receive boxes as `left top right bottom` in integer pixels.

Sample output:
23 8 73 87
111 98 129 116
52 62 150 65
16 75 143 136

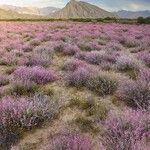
0 0 150 11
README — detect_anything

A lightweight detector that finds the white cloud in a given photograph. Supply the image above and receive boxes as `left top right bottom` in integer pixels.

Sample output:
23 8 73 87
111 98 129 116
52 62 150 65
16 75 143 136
129 3 142 10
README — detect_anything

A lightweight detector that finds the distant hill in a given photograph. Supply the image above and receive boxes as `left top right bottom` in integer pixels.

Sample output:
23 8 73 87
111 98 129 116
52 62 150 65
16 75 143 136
0 8 20 19
1 1 149 20
40 7 60 16
52 0 116 19
0 8 44 19
115 10 150 18
0 5 60 16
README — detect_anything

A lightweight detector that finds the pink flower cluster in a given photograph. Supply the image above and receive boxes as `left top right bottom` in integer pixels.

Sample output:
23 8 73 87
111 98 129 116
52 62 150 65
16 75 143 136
102 109 150 150
14 66 58 84
0 93 60 149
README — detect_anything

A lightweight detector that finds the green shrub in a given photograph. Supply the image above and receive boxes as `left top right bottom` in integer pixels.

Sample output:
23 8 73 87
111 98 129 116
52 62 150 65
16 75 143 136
137 17 150 24
116 80 150 109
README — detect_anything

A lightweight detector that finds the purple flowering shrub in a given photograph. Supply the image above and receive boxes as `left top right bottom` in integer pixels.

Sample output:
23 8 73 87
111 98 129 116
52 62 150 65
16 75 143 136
137 51 150 67
116 55 139 71
28 55 51 67
53 42 80 57
18 54 51 67
0 93 60 149
0 22 150 150
42 133 92 150
11 79 38 95
66 65 118 96
0 52 17 66
102 109 150 150
104 42 124 52
17 56 29 66
51 32 67 41
62 59 87 72
63 44 80 56
138 69 150 84
78 51 118 68
75 51 86 60
116 80 150 109
33 44 54 57
27 44 54 67
18 44 54 67
84 51 103 65
86 73 118 96
53 41 65 52
14 66 58 84
20 94 60 128
18 43 33 52
66 67 93 88
88 41 102 50
123 36 140 48
0 97 25 149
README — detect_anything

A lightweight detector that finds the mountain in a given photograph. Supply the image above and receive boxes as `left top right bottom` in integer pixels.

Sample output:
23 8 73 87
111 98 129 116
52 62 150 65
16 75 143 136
40 7 60 16
52 0 116 19
0 8 20 19
0 5 60 16
0 8 44 19
115 10 150 18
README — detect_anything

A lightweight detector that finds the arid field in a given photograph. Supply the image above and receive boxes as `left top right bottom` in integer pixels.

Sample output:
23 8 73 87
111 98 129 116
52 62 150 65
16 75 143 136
0 22 150 150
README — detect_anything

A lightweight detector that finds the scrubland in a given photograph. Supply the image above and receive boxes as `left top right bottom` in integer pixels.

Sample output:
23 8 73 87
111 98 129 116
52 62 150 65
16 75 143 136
0 22 149 150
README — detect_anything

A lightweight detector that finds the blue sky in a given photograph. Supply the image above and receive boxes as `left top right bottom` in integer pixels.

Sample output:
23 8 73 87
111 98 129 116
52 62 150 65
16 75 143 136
0 0 149 11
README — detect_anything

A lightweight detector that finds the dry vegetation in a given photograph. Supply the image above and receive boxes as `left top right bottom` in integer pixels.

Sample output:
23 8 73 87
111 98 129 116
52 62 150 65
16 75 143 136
0 22 149 150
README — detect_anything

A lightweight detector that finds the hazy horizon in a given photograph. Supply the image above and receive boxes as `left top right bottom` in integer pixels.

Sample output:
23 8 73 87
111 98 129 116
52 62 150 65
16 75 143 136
0 0 149 11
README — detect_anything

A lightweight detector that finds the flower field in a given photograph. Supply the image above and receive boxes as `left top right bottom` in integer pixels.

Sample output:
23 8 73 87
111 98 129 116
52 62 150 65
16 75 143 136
0 22 149 150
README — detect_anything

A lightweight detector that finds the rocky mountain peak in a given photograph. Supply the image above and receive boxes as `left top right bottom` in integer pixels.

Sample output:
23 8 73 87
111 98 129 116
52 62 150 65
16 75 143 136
52 0 116 19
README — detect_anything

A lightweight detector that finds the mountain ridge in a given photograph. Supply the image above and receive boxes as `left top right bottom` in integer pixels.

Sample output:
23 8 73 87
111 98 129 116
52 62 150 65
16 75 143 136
0 0 150 19
52 0 117 18
115 10 150 18
0 4 60 16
